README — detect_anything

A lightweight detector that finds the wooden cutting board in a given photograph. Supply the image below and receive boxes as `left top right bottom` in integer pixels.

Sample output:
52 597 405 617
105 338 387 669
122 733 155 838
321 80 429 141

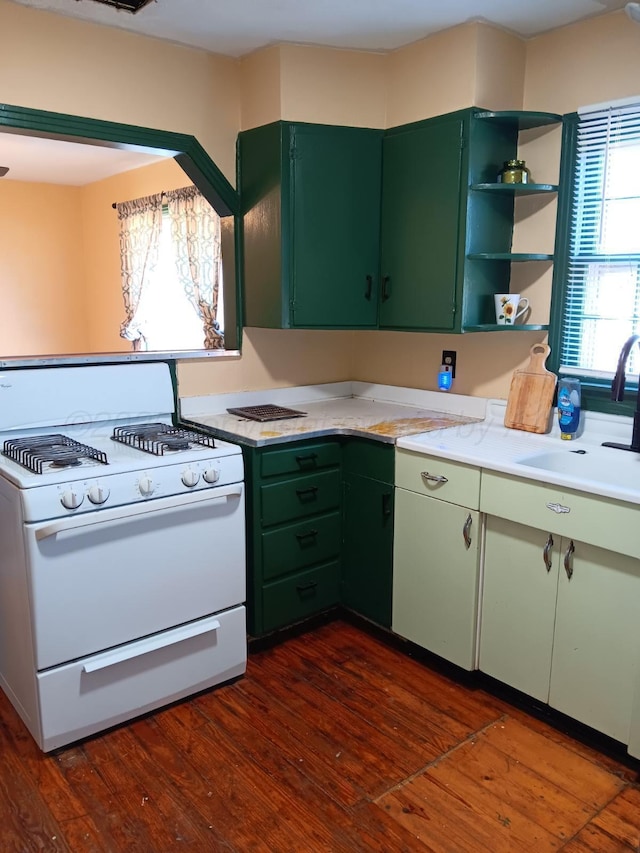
504 344 557 433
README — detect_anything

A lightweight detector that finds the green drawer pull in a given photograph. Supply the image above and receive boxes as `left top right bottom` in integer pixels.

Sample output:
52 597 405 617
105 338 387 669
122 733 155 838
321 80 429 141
296 580 318 594
295 485 319 500
295 529 318 544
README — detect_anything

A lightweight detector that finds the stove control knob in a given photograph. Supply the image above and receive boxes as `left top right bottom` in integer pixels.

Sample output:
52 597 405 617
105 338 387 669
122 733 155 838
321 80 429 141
203 467 220 484
87 484 110 505
60 488 83 510
181 468 200 488
138 476 155 497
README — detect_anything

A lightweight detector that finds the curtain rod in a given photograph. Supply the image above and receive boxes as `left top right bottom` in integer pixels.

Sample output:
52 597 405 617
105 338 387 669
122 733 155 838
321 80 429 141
112 190 167 209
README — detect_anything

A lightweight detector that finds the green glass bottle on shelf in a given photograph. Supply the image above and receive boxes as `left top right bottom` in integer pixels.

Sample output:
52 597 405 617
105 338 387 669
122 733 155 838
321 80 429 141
499 159 531 184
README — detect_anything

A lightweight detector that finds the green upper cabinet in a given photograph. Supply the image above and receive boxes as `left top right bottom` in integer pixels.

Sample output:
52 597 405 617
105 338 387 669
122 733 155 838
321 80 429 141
238 109 562 334
379 112 467 332
238 121 383 329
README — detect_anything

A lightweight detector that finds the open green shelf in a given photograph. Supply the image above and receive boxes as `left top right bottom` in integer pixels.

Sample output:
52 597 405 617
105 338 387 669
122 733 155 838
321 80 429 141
471 182 558 194
468 253 554 262
474 111 563 130
464 324 550 333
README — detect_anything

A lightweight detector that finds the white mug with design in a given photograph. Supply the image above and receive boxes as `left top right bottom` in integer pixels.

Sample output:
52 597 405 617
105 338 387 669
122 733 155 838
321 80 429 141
494 293 529 325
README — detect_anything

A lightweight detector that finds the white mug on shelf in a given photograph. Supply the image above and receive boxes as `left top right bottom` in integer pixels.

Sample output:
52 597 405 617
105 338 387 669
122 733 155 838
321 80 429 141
494 293 529 325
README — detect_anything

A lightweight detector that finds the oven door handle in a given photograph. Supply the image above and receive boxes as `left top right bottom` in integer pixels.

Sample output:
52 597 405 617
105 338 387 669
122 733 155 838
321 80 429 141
82 617 222 674
34 484 244 541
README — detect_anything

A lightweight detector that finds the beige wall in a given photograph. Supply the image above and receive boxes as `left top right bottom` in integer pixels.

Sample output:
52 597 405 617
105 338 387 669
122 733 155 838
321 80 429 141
0 0 240 182
2 3 638 401
0 180 87 356
524 11 640 115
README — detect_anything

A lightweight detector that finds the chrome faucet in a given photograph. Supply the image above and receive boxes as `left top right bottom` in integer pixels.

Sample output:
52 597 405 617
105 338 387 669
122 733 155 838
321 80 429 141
602 334 640 453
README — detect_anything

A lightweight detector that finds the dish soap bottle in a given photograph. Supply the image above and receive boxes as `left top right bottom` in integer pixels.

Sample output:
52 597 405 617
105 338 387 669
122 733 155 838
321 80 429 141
557 378 581 440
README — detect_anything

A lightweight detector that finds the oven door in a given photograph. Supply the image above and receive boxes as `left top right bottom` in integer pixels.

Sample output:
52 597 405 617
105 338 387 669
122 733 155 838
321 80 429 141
25 484 245 670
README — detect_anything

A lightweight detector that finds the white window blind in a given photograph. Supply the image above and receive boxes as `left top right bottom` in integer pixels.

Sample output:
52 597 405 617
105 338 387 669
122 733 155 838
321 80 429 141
561 101 640 376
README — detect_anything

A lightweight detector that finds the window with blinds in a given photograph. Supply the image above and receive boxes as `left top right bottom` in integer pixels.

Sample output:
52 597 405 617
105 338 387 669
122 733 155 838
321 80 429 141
561 100 640 377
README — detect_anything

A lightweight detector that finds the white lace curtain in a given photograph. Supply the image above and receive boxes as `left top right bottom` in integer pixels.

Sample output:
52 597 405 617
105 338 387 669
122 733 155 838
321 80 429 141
165 186 224 350
116 193 163 350
116 187 224 350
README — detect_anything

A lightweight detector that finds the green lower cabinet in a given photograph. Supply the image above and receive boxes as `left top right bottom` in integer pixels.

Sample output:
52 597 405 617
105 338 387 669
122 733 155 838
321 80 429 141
340 438 395 627
244 439 343 637
262 512 341 581
341 472 394 627
244 436 395 637
261 561 341 635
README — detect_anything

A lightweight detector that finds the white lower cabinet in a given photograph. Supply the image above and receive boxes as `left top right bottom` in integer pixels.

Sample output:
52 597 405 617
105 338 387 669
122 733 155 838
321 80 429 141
550 538 640 743
393 450 481 670
480 516 558 702
480 470 640 746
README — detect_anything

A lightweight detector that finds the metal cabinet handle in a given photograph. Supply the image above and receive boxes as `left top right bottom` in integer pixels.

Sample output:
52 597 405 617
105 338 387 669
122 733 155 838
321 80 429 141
546 501 571 514
462 514 472 550
563 540 575 580
543 533 554 572
382 276 391 301
421 472 449 484
295 529 318 543
365 275 373 300
382 491 392 519
295 486 318 499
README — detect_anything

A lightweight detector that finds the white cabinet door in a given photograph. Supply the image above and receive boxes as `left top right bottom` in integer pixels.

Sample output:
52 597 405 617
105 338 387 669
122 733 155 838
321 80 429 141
550 539 640 743
392 488 480 670
628 655 640 759
480 516 559 702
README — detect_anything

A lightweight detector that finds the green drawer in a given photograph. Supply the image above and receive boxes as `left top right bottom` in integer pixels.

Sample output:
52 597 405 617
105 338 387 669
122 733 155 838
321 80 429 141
262 511 341 581
260 441 340 478
261 469 341 526
261 560 341 633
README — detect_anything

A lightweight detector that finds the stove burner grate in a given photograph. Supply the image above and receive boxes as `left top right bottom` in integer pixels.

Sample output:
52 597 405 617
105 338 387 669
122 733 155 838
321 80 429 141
111 422 216 456
2 434 109 474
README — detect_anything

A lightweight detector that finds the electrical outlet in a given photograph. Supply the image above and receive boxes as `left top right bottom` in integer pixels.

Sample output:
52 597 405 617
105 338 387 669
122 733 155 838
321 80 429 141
442 350 456 378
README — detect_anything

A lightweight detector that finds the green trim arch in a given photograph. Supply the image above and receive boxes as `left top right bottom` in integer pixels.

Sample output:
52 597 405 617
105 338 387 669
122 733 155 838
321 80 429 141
0 102 242 356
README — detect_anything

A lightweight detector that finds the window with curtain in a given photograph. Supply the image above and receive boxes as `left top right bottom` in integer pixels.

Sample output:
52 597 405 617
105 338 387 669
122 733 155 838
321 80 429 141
557 99 640 380
116 187 224 352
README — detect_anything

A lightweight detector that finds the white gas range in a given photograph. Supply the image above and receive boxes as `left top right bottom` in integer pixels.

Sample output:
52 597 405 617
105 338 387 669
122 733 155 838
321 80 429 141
0 362 246 752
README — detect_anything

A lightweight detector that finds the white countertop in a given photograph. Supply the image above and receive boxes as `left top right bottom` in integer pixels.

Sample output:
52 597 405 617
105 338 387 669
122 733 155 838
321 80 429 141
179 382 485 446
397 400 640 506
179 382 640 506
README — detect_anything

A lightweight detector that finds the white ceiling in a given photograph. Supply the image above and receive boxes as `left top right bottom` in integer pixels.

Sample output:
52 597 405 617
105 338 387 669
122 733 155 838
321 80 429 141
7 0 631 58
0 133 168 185
1 0 631 184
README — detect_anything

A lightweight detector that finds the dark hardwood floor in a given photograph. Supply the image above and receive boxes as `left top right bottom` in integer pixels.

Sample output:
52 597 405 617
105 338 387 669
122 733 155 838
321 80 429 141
1 619 639 852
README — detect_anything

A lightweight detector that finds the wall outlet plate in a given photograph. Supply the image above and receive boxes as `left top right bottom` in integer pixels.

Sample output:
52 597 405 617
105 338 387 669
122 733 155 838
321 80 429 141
442 350 456 378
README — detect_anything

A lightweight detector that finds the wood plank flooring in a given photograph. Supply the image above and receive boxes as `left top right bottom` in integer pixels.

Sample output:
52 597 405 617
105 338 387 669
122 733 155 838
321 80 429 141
1 619 638 852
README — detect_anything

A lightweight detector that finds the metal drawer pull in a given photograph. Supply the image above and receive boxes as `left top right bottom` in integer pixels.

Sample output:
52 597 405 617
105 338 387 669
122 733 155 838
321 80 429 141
296 581 318 594
382 492 392 519
295 529 318 543
421 472 448 484
564 540 575 580
543 533 554 572
295 452 318 463
546 501 570 514
295 486 319 499
462 514 472 550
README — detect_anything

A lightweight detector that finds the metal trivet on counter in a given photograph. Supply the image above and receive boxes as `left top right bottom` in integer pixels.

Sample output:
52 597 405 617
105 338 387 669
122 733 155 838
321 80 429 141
226 404 307 422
